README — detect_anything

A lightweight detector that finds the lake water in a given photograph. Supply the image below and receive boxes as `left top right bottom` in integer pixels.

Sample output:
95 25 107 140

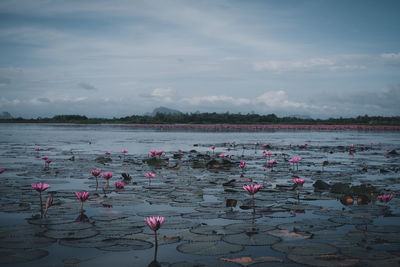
0 123 399 266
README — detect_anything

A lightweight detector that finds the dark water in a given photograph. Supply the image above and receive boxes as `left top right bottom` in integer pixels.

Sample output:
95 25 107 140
0 124 399 267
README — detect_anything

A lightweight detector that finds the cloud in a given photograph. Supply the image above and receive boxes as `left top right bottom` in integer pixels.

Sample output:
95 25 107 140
381 53 400 60
182 95 251 106
182 90 320 112
253 58 334 72
141 87 175 102
37 97 50 103
0 77 11 86
78 82 97 91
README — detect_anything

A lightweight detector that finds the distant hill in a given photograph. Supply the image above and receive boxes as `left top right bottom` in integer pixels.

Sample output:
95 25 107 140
0 112 12 119
146 107 183 116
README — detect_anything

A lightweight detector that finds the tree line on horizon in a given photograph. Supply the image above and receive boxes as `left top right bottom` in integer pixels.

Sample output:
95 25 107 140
1 113 399 125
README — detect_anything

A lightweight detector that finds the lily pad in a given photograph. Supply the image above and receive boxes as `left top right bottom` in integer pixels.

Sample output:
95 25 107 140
46 222 93 230
223 232 281 246
272 242 338 256
179 231 222 242
123 233 180 245
219 212 262 220
287 254 359 267
96 238 153 251
177 241 243 256
328 216 372 225
182 212 219 219
0 249 49 264
43 228 99 239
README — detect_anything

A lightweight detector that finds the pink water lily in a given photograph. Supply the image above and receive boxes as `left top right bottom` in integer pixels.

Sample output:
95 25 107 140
35 147 41 151
115 181 125 189
41 156 49 160
243 184 263 195
105 151 111 155
75 191 90 210
219 153 228 158
289 157 302 171
91 170 101 177
145 216 165 232
0 168 5 174
150 150 164 158
378 194 393 203
145 216 165 261
91 170 101 191
243 184 263 214
145 172 156 178
31 182 51 218
75 191 90 202
121 149 128 153
102 172 113 180
239 160 246 169
293 178 306 187
31 182 51 192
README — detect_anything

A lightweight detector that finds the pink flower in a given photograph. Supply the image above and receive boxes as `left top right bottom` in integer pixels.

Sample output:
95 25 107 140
145 172 156 178
219 153 228 158
211 145 215 150
239 160 246 169
145 216 165 232
31 182 51 192
178 149 182 152
262 144 268 148
293 178 306 187
35 147 41 151
121 149 128 153
115 181 125 189
75 191 90 202
91 170 101 177
105 151 111 155
45 159 52 164
254 142 259 146
268 159 276 165
289 157 302 163
243 184 263 195
0 168 5 174
349 144 354 149
41 156 49 160
102 172 113 180
378 194 393 203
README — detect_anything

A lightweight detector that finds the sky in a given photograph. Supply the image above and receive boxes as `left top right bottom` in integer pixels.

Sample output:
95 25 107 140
0 0 399 119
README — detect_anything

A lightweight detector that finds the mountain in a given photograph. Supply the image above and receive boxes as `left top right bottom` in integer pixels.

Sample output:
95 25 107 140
151 107 182 116
0 112 12 119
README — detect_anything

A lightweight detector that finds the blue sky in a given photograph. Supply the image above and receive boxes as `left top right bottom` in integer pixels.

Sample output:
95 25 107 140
0 0 399 118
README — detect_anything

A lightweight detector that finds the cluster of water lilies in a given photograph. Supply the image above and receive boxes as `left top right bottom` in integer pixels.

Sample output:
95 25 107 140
149 150 164 158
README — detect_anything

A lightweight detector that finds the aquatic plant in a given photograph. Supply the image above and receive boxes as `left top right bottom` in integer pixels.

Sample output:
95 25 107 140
289 157 302 171
145 216 165 261
31 182 51 218
91 169 101 190
145 172 156 185
293 178 306 200
378 194 393 204
243 184 263 214
115 181 125 189
75 191 90 211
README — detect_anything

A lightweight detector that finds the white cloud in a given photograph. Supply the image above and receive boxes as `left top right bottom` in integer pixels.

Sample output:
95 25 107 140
140 87 175 103
253 58 334 72
182 90 321 112
182 95 251 106
381 53 400 60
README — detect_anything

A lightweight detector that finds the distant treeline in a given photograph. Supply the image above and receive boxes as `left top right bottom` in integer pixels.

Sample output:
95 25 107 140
1 113 400 125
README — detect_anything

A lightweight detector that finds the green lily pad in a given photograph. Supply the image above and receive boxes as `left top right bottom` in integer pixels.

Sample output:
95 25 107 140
219 212 262 220
272 242 338 256
223 232 281 246
179 231 222 242
43 228 99 239
0 249 49 264
287 254 359 267
177 241 243 256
